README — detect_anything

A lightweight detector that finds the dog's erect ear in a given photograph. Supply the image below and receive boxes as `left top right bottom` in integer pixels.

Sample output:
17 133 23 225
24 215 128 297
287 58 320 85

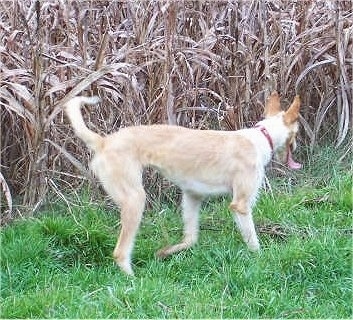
264 91 281 117
283 95 301 125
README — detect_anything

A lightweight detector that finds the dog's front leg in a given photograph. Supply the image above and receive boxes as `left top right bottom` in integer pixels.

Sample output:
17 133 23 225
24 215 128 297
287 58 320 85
230 174 261 252
232 208 260 252
157 191 202 258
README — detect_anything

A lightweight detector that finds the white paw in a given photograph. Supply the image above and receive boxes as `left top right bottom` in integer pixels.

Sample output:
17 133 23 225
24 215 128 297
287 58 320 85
117 260 134 276
247 239 260 252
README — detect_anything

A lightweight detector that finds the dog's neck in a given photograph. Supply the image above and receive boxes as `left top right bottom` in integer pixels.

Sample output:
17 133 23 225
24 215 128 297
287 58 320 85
255 114 290 152
254 125 274 151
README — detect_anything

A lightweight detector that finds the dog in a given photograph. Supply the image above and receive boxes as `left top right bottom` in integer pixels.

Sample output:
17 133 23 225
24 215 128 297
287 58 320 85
64 91 301 275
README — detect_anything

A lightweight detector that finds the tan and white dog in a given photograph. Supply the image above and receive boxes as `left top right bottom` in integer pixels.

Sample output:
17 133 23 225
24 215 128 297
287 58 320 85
64 91 301 275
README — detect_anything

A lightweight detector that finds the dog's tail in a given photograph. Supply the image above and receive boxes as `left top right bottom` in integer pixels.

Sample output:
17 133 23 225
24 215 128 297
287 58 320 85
64 96 103 151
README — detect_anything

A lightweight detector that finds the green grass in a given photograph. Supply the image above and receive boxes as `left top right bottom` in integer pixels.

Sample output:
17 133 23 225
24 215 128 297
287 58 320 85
1 147 352 318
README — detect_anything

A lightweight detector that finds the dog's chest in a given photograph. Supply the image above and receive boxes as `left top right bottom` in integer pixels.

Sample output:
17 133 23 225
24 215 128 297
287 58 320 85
171 177 230 195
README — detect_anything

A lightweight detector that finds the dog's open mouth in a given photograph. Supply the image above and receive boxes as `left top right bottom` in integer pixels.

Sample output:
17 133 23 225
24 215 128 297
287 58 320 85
287 148 302 169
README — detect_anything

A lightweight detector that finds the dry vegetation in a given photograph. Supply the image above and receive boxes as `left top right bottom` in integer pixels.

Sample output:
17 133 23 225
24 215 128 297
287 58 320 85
0 0 352 218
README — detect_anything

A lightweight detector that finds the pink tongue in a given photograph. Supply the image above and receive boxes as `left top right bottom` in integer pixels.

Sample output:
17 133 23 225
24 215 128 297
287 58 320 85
287 148 302 169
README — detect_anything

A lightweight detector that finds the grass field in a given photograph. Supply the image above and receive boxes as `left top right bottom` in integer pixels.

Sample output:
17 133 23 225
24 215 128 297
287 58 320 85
1 147 352 318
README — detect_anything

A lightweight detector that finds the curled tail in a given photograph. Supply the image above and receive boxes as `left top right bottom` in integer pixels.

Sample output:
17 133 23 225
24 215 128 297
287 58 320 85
64 96 103 151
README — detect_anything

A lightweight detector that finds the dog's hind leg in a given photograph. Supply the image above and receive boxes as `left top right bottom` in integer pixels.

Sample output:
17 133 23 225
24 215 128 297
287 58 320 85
111 186 146 275
157 191 202 258
94 156 146 275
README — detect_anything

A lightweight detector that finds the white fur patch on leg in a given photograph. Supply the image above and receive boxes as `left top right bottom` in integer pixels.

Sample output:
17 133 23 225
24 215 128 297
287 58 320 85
234 212 260 251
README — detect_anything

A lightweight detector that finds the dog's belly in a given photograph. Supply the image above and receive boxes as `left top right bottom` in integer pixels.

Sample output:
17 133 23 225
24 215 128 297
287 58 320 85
174 179 230 195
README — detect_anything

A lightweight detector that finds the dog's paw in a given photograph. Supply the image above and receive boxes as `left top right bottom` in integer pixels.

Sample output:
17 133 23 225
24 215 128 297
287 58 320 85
247 241 260 252
116 260 134 276
156 247 172 259
113 252 134 275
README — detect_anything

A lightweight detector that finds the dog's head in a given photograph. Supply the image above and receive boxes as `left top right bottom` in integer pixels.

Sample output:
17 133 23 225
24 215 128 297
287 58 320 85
264 91 302 169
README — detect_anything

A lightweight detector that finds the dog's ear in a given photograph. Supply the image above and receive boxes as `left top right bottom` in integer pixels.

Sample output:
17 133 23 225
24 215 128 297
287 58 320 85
284 95 301 125
264 91 281 117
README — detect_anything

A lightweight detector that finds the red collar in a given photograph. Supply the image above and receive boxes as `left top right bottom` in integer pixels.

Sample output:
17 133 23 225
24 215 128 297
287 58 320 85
254 125 274 151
